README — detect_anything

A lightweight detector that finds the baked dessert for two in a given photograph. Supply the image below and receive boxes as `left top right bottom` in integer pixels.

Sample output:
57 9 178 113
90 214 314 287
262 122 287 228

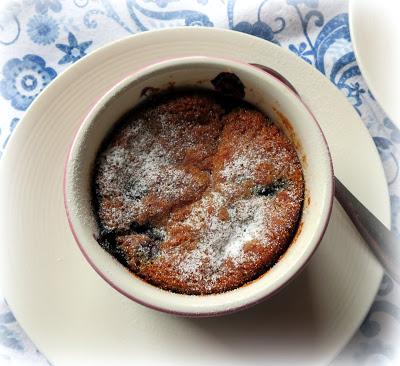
93 91 304 295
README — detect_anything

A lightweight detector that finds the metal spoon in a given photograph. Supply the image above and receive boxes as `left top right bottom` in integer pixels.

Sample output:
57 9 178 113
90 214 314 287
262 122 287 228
251 63 400 283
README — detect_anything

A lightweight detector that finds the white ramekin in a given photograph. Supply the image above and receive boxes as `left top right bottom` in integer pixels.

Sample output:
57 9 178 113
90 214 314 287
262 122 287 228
64 56 334 317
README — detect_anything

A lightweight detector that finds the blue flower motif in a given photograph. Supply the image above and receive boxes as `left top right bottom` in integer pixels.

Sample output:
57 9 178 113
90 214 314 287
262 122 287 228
345 82 365 108
27 14 59 45
56 32 92 64
26 0 62 14
0 55 57 111
185 13 213 27
233 21 282 44
288 42 314 64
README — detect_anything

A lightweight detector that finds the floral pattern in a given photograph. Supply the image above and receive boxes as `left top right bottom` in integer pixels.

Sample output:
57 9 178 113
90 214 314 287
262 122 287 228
0 55 57 111
26 0 63 15
0 0 399 365
27 14 59 45
126 0 213 30
288 42 313 64
230 0 285 44
55 32 92 64
233 19 285 44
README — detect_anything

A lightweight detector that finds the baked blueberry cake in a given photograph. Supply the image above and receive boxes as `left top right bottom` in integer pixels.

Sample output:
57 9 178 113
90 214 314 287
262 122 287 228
93 91 304 295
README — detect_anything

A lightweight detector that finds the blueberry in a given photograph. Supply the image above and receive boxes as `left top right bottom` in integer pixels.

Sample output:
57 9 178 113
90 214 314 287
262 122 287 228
124 182 148 200
211 72 245 99
138 240 160 261
253 179 286 197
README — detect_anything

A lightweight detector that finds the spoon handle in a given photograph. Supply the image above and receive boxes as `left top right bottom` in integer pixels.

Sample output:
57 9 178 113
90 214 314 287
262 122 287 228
251 62 400 282
334 177 400 282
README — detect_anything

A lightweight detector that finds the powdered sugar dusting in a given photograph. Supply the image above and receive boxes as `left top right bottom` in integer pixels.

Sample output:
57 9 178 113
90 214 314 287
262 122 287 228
172 192 268 288
96 115 210 230
166 182 303 291
94 94 304 294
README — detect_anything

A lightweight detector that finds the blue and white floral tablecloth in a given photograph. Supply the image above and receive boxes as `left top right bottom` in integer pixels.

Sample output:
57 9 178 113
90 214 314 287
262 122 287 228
0 0 399 365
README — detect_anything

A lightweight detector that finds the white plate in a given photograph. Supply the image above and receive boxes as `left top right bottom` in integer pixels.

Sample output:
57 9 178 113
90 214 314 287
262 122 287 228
0 28 389 365
349 0 400 125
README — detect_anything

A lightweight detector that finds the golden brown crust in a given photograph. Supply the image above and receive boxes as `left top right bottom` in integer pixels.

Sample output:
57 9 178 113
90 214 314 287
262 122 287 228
94 93 304 294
